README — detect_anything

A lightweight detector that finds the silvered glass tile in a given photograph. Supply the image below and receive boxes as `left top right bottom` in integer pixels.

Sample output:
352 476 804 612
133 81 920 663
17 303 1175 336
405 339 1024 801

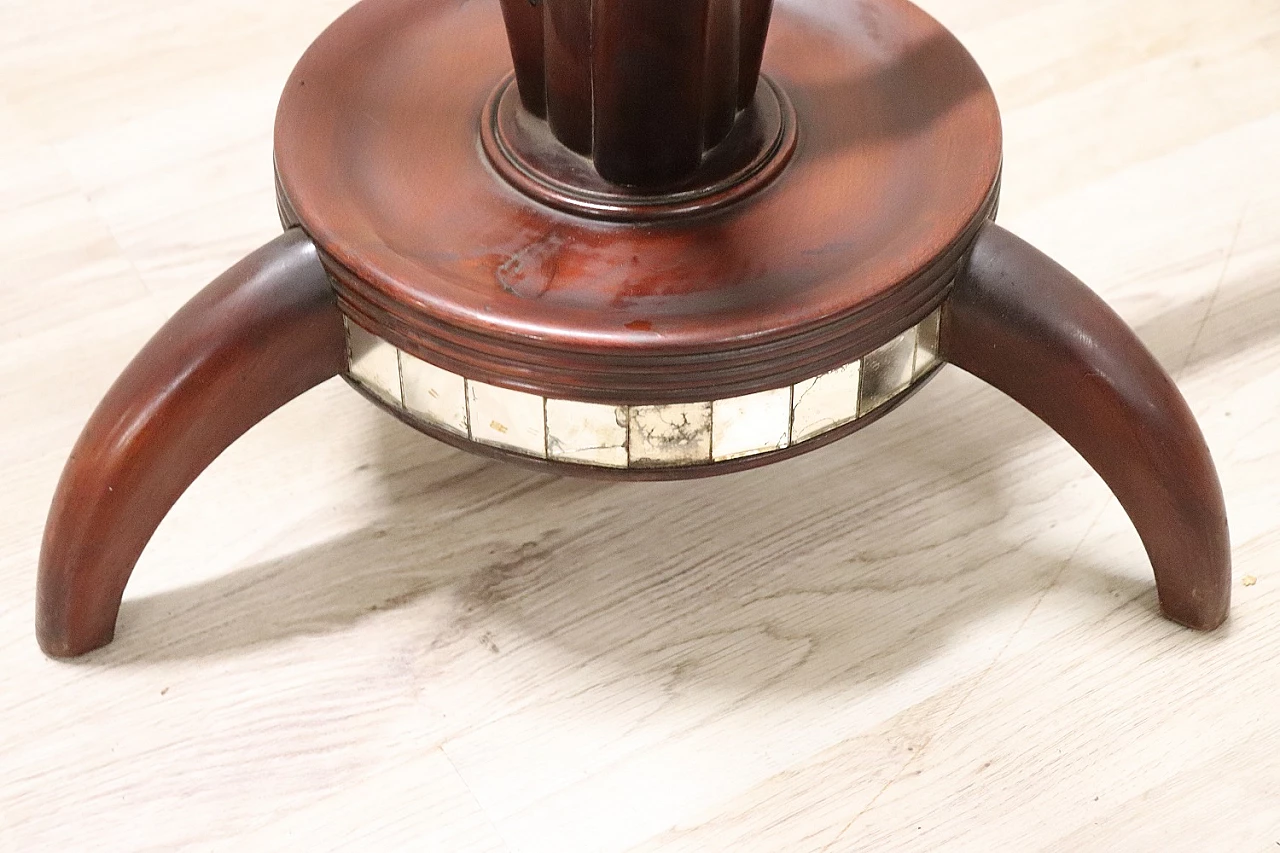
859 329 916 415
914 308 942 378
546 399 629 467
629 402 713 466
712 388 792 461
467 380 547 457
401 352 468 435
345 318 402 406
791 361 861 443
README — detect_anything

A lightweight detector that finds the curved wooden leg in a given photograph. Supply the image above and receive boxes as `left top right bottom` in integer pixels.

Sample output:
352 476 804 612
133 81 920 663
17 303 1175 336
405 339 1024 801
942 223 1230 630
37 228 345 657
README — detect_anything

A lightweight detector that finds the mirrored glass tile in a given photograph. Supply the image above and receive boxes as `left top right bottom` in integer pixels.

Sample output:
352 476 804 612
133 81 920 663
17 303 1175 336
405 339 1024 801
914 308 942 378
791 361 861 443
343 316 944 464
345 317 402 406
712 388 792 461
401 352 468 435
629 402 712 466
546 399 629 467
467 380 547 457
859 328 916 415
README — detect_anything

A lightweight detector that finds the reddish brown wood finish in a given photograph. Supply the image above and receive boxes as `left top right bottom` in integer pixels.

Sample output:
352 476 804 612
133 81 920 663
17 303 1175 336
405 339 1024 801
943 224 1231 630
498 0 772 187
483 73 799 221
275 0 1002 405
542 0 593 153
591 0 713 184
738 0 774 108
37 229 345 657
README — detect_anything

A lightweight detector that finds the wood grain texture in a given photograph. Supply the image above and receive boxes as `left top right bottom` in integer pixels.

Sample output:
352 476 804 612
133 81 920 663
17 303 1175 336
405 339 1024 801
943 223 1230 629
37 229 344 656
3 0 1280 850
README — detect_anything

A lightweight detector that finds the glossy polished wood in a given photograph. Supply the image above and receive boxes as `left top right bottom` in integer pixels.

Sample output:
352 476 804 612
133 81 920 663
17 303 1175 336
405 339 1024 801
590 0 716 185
36 229 345 657
738 0 774 107
498 0 774 187
497 0 546 117
482 73 798 220
944 224 1231 630
275 0 1002 404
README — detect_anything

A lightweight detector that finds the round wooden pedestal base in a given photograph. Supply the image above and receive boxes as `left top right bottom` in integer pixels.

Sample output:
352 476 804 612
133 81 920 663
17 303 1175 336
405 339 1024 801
35 0 1232 658
273 0 1002 477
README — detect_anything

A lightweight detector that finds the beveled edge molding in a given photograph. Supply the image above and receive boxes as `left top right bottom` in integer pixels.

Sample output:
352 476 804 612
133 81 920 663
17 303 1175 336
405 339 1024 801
345 307 941 470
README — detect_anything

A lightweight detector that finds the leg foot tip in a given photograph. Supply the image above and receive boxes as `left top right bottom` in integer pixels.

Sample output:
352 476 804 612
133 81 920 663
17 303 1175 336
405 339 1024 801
36 624 115 659
1159 599 1230 632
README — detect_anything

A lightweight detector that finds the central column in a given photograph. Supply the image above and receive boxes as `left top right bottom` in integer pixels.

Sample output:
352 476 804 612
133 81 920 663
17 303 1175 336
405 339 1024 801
498 0 774 188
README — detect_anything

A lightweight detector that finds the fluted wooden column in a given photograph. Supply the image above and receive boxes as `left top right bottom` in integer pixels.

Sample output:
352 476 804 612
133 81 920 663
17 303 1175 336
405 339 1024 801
497 0 774 187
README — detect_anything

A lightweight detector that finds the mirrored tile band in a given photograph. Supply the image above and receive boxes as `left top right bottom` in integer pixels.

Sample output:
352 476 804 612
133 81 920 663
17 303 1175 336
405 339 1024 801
344 307 943 468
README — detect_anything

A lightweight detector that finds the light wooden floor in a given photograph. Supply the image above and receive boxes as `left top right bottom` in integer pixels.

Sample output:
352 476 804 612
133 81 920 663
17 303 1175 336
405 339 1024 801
2 0 1278 850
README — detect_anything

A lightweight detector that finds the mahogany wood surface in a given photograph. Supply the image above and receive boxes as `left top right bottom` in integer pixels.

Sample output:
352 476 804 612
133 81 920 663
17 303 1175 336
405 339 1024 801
274 0 1002 404
943 224 1231 630
498 0 547 117
590 0 720 185
36 229 345 657
482 73 799 221
498 0 774 187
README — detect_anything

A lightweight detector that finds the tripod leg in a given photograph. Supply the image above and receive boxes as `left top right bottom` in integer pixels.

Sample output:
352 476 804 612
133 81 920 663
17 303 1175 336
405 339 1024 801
943 223 1230 629
37 228 345 656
